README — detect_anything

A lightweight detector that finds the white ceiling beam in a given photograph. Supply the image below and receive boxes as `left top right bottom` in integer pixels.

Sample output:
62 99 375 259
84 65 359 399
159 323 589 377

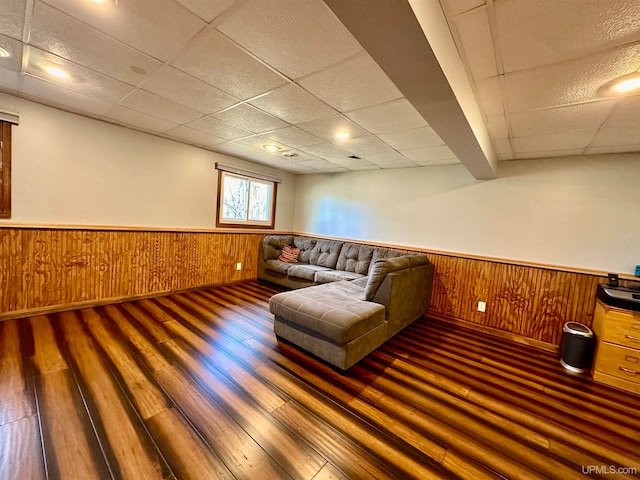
323 0 498 179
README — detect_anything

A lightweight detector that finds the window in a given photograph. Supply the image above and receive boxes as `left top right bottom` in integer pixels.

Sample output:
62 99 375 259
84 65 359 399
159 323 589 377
216 169 277 228
0 121 11 218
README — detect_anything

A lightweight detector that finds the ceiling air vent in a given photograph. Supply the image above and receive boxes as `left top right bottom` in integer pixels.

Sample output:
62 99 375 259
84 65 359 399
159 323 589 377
282 152 298 159
347 155 361 159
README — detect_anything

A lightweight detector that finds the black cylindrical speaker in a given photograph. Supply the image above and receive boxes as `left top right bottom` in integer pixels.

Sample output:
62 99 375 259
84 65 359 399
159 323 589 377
560 322 595 373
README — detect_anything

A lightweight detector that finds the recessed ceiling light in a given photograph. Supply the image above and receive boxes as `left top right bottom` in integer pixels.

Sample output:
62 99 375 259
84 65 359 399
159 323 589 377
263 144 280 152
334 131 350 140
612 76 640 93
43 65 70 79
599 73 640 97
91 0 106 3
0 47 10 58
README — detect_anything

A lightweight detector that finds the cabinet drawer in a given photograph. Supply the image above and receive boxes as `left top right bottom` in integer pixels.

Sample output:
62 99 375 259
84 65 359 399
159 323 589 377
594 343 640 385
600 313 640 348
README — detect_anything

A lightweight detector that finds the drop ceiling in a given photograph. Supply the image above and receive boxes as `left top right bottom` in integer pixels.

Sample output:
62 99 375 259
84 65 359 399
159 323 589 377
0 0 638 177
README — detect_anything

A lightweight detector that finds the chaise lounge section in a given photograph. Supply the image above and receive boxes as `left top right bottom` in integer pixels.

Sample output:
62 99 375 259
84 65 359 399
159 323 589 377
259 235 434 370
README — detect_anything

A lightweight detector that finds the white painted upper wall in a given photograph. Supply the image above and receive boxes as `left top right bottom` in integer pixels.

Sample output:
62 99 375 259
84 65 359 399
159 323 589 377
293 154 640 275
0 93 295 230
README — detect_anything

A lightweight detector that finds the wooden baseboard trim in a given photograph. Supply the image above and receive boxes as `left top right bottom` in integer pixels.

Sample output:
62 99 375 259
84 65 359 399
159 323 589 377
427 311 560 353
0 278 257 322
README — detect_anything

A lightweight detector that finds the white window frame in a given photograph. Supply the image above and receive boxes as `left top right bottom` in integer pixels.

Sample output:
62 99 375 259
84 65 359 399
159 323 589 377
216 170 277 229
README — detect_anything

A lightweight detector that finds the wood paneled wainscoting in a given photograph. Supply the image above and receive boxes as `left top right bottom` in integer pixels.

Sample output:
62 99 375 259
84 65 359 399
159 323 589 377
425 254 604 348
0 226 266 320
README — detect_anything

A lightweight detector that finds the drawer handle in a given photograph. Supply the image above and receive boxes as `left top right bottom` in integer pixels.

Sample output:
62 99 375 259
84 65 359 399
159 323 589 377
625 334 640 343
619 367 639 376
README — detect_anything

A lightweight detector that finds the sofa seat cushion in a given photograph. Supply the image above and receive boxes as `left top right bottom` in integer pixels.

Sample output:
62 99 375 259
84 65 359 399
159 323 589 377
270 282 385 345
265 259 295 275
287 264 332 281
315 270 365 284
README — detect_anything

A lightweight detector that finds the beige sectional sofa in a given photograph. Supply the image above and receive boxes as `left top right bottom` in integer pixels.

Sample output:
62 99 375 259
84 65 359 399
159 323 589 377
258 235 434 370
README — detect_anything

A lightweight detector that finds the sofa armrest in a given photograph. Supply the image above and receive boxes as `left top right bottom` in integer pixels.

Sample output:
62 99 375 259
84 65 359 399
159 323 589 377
371 262 434 337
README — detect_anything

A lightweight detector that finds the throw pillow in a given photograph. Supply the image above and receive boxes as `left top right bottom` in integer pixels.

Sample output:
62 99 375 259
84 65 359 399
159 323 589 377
278 244 300 263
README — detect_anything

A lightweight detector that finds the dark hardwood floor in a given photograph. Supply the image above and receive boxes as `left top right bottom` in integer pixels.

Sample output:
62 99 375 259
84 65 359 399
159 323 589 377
1 280 639 479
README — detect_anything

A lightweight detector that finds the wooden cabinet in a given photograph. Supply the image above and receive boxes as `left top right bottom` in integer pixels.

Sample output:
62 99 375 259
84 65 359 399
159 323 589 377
592 299 640 395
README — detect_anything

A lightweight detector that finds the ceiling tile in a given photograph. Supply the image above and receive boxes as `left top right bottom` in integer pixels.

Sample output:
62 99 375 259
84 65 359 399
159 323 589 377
186 116 252 140
41 0 205 61
496 0 640 73
510 101 616 137
263 126 324 149
513 129 596 153
248 84 337 124
602 95 640 128
378 126 444 150
328 156 375 168
494 138 513 158
211 141 263 157
590 125 640 147
140 66 238 114
585 143 640 155
335 135 392 155
277 162 315 173
172 28 286 100
486 114 509 139
452 6 497 80
440 0 486 17
363 150 412 165
400 145 458 163
234 135 290 152
345 99 427 134
379 162 418 170
515 149 585 160
217 0 362 79
22 75 113 116
119 89 203 124
505 44 640 112
298 115 369 142
295 158 343 170
414 158 460 167
0 66 21 91
104 105 179 133
164 125 226 146
0 34 22 71
31 2 162 86
474 76 504 117
0 0 26 40
26 47 134 102
297 52 402 112
214 103 288 134
175 0 237 23
300 142 354 162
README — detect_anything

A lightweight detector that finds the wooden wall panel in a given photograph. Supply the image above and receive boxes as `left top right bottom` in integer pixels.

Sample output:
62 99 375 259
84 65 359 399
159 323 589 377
0 228 265 319
422 253 602 346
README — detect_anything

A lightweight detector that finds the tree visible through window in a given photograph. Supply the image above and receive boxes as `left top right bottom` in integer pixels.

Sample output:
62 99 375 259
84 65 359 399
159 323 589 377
0 121 11 219
217 170 276 228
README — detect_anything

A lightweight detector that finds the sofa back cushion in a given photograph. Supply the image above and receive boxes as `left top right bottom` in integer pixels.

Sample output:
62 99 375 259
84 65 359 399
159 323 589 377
364 255 430 300
262 235 293 260
309 240 343 268
292 236 317 264
336 243 374 275
371 247 404 263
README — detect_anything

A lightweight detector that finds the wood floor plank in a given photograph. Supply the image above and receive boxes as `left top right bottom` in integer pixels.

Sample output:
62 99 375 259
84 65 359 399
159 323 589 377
56 311 171 479
0 415 45 480
0 320 35 425
35 369 111 479
3 280 640 480
144 407 235 480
